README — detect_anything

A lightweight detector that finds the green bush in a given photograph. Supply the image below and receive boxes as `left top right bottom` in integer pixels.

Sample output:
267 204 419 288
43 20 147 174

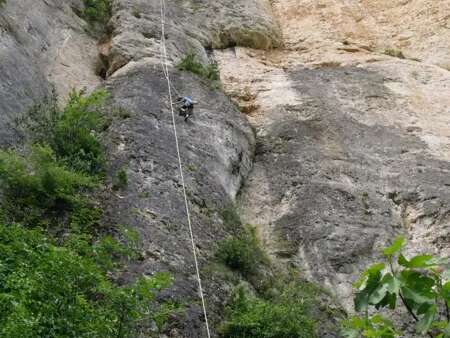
342 236 450 338
53 90 108 175
82 0 112 25
0 89 177 337
18 89 108 176
216 227 268 277
0 223 171 338
0 145 95 229
221 284 316 338
177 52 220 83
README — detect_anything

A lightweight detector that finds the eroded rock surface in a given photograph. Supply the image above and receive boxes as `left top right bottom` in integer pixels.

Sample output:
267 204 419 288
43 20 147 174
100 0 281 77
216 0 450 312
103 63 254 336
0 0 100 146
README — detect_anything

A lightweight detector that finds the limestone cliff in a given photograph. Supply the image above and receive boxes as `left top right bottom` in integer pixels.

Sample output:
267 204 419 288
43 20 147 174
1 0 450 337
216 0 450 313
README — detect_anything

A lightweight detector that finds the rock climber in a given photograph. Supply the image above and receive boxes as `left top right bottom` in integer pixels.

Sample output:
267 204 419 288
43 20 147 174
176 96 195 122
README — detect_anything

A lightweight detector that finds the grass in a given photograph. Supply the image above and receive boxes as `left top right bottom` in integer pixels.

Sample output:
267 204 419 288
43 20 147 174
220 205 242 230
316 61 342 68
384 48 405 59
82 0 112 25
176 52 220 85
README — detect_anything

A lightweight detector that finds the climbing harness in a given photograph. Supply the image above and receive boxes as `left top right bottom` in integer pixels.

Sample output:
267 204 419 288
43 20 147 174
159 0 211 337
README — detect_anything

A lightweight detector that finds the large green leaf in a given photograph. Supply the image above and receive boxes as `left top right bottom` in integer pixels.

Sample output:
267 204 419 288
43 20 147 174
383 274 401 294
401 286 434 306
399 254 434 268
398 254 409 267
354 290 370 312
399 270 436 312
369 283 389 304
416 304 436 334
441 282 450 307
376 292 397 310
383 237 405 257
354 263 385 290
355 264 385 312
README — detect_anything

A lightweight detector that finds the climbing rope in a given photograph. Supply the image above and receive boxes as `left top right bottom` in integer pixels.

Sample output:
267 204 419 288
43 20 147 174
158 1 212 337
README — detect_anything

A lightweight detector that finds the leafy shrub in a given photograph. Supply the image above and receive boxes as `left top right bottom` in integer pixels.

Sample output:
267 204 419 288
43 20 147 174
16 86 60 145
52 90 108 175
18 89 108 176
342 236 450 337
0 89 177 337
153 301 185 332
82 0 112 25
0 223 171 338
0 145 94 229
177 52 220 83
217 227 268 277
221 284 316 338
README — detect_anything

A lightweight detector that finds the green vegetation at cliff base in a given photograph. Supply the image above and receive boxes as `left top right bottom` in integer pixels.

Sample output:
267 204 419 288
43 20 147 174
0 89 172 337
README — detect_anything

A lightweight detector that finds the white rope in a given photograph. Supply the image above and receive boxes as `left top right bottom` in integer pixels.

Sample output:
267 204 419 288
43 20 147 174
158 1 212 337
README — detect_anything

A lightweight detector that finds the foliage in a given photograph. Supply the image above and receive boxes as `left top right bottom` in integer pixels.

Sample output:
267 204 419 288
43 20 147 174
113 168 128 191
215 217 336 337
216 226 268 277
384 48 405 59
0 145 95 229
220 205 242 229
82 0 112 25
53 90 108 175
4 90 106 230
220 283 316 338
153 301 185 332
17 89 108 176
177 52 220 83
0 91 175 336
16 86 60 145
0 223 172 338
342 236 450 338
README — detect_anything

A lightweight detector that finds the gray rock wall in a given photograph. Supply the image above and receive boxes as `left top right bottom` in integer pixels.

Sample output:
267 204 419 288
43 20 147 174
238 65 450 309
0 0 100 146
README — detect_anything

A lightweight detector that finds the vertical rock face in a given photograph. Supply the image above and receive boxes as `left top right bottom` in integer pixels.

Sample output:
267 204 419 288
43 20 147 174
99 1 280 335
0 0 281 336
103 65 255 336
2 0 450 336
216 0 450 313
